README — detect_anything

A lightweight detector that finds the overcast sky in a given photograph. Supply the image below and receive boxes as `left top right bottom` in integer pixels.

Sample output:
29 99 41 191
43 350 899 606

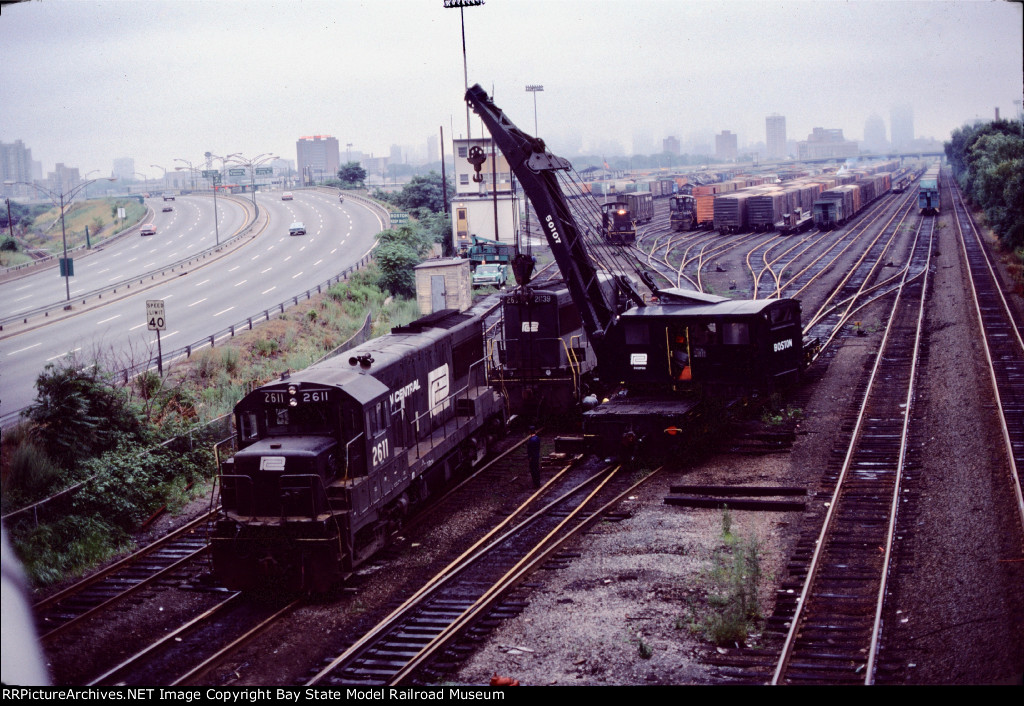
1 0 1020 177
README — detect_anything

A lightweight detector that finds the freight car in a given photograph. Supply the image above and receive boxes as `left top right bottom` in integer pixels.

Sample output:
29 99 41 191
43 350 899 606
918 164 940 214
211 299 506 592
625 192 654 224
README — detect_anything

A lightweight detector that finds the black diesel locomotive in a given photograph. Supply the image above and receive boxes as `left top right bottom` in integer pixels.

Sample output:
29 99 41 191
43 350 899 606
212 299 505 592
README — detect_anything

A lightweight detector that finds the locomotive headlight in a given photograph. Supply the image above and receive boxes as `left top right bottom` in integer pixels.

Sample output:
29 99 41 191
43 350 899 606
289 398 298 407
288 385 297 396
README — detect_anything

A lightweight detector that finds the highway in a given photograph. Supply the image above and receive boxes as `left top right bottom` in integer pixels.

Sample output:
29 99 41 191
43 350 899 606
0 194 249 318
0 189 385 421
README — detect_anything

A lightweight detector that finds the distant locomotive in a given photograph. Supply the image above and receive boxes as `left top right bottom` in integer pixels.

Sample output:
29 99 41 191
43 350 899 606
918 164 941 215
669 193 697 231
212 299 506 592
601 192 653 244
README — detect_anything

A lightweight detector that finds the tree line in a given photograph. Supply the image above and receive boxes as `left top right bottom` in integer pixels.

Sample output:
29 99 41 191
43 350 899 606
945 119 1024 248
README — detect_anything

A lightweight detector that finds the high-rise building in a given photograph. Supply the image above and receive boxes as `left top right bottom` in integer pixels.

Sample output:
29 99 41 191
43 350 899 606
797 128 859 160
863 114 888 153
890 105 914 151
1 139 34 187
112 157 135 181
663 136 680 156
766 114 787 159
296 135 340 184
715 131 738 161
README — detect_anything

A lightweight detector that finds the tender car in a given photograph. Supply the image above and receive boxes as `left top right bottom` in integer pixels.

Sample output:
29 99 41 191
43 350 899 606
140 223 157 236
289 221 306 236
472 263 508 288
282 192 294 201
162 204 173 212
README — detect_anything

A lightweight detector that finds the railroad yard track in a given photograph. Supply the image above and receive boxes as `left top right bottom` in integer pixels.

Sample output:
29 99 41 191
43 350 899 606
88 593 302 686
768 215 935 684
951 182 1024 532
304 455 660 686
34 512 216 641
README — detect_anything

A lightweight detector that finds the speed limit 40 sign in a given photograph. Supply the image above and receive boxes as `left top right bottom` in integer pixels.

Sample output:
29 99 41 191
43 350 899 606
147 299 166 331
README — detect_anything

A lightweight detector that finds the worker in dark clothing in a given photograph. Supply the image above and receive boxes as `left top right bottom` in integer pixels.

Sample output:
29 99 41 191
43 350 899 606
527 427 541 488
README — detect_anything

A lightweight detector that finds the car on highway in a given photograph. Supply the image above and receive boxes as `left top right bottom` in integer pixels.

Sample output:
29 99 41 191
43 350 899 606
472 263 508 288
282 192 294 201
289 221 306 236
162 204 173 212
140 223 157 236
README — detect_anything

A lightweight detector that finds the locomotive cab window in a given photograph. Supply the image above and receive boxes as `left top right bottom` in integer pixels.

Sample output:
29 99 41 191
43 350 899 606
239 411 259 442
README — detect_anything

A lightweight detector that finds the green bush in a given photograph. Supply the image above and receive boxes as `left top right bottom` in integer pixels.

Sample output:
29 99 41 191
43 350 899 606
13 515 132 587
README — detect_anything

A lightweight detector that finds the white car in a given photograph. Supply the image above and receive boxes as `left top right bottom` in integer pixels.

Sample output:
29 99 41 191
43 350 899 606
289 221 306 236
282 192 294 201
140 223 157 236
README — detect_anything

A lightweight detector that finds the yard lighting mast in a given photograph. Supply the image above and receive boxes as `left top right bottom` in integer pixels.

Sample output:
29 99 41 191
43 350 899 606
443 0 484 139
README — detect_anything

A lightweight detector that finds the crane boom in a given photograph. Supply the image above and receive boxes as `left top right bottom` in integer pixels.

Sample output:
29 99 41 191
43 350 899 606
465 84 626 346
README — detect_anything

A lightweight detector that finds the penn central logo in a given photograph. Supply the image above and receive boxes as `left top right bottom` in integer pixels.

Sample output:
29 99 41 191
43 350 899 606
773 338 794 353
260 456 286 471
389 379 421 406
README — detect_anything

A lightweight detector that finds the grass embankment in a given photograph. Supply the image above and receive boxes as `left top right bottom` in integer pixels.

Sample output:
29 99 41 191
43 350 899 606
2 266 422 588
20 197 146 253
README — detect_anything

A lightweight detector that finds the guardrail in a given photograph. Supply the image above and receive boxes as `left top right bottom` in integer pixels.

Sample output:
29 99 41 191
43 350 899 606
1 312 375 526
0 191 391 428
0 193 259 329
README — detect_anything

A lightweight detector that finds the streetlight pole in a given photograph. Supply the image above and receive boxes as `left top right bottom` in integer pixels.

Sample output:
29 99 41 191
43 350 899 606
4 176 116 301
444 0 484 139
151 164 168 194
175 158 197 192
227 153 278 208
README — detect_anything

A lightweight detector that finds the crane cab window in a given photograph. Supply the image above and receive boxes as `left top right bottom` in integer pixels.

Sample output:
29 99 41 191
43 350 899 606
722 322 750 345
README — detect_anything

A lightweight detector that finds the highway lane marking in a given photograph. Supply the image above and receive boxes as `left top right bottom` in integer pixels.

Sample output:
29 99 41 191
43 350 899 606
260 267 272 274
291 271 303 279
47 347 81 362
97 314 121 324
283 256 292 262
261 286 276 295
7 342 41 355
214 307 235 317
228 265 240 272
234 279 247 287
162 330 180 339
314 259 323 266
130 323 146 331
188 297 207 307
194 279 210 287
143 262 155 268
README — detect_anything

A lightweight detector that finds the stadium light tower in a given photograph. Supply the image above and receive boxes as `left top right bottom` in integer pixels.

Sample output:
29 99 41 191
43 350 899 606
525 84 544 135
444 0 484 138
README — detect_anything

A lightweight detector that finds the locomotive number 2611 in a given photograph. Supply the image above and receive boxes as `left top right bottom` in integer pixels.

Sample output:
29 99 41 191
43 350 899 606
372 439 390 467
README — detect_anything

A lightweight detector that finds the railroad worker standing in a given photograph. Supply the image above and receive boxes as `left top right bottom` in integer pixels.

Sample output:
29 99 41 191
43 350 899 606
527 427 541 488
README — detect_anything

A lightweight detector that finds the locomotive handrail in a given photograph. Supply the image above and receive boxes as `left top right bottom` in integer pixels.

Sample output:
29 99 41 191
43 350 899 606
344 432 365 482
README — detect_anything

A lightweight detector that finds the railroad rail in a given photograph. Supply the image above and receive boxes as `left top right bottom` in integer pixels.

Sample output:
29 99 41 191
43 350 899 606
771 215 935 684
950 181 1024 534
34 512 216 641
305 456 661 686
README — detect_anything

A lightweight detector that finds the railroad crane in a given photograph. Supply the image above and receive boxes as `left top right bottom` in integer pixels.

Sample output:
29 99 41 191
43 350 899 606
465 85 805 452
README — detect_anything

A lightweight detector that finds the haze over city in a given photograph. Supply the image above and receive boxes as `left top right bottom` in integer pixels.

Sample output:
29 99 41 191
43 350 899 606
1 0 1021 178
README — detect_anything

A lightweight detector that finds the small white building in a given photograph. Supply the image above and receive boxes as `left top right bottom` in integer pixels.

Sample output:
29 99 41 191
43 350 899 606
414 258 472 315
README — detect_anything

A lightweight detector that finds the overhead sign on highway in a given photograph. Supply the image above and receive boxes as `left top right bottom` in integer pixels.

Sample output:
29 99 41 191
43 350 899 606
147 299 166 331
254 167 273 176
228 168 246 177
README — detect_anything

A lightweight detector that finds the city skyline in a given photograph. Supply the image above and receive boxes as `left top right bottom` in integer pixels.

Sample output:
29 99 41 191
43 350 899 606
1 1 1020 179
